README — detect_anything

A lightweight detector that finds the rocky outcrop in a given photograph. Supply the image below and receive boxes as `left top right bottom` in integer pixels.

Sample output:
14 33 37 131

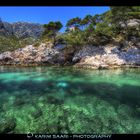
127 19 140 27
0 42 140 69
73 45 140 69
120 19 140 28
0 43 66 66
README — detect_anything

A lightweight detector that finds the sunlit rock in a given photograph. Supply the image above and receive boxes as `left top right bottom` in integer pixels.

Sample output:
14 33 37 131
74 45 140 69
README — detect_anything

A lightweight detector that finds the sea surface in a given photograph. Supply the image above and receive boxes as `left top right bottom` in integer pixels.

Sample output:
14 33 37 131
0 66 140 134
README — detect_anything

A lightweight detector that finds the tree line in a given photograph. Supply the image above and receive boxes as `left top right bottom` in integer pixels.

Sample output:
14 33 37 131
42 6 140 48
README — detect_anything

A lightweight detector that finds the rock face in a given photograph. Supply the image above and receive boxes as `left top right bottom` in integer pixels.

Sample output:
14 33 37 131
12 22 44 39
0 43 66 66
120 19 140 28
0 19 44 39
127 19 140 27
0 43 139 69
73 45 140 69
0 19 14 36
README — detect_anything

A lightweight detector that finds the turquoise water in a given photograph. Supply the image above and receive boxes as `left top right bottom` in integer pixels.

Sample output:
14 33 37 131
0 66 140 134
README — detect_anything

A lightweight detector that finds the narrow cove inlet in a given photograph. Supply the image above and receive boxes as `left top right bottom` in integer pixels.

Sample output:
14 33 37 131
0 66 140 134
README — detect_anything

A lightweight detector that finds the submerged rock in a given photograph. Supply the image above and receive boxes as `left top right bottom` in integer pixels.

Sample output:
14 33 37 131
14 98 26 107
31 108 43 119
0 117 16 133
46 96 64 105
117 104 134 118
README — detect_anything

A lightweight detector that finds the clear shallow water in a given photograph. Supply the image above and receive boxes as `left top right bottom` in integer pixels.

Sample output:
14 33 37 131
0 66 140 134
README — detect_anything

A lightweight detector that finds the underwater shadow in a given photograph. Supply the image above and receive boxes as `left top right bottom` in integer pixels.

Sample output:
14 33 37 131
0 79 140 109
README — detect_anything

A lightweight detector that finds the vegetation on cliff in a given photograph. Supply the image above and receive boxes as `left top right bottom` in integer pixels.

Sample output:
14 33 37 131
0 6 140 53
60 6 140 48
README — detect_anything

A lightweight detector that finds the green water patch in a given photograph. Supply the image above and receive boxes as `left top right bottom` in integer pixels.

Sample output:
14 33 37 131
0 66 140 134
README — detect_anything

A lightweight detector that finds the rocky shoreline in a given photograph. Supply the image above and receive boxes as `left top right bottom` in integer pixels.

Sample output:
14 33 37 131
0 43 140 69
73 45 140 69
